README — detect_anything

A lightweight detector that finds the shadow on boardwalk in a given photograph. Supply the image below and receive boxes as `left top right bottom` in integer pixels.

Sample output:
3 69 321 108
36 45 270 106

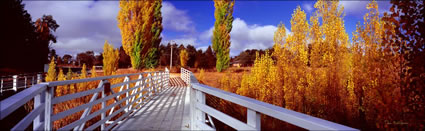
113 77 191 130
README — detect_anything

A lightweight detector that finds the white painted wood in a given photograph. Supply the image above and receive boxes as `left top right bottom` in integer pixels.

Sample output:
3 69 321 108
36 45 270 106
12 103 45 130
197 121 215 131
108 77 129 115
13 75 17 92
61 83 149 130
24 76 27 88
181 68 358 131
1 78 3 93
101 83 106 130
0 83 47 119
192 83 358 130
44 86 53 130
34 121 45 131
112 84 188 130
74 81 103 131
190 87 196 130
1 69 170 130
1 68 357 131
195 90 206 129
247 109 261 130
125 76 130 113
52 86 104 104
195 103 255 130
52 83 135 121
37 74 41 83
33 91 45 130
207 114 216 129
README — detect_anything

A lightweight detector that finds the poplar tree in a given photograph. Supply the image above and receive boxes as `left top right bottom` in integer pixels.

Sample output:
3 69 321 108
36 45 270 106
117 0 162 69
46 57 56 82
314 0 350 122
102 41 119 76
212 0 234 72
180 49 189 67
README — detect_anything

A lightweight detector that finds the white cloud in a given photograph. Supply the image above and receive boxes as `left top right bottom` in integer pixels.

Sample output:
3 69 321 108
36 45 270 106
199 27 214 42
199 18 290 56
163 37 197 46
302 3 313 12
162 2 196 33
339 1 392 17
23 1 197 57
23 1 121 56
196 46 208 52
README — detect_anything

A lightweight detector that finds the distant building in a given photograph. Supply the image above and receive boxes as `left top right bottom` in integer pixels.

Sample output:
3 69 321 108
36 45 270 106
230 60 242 67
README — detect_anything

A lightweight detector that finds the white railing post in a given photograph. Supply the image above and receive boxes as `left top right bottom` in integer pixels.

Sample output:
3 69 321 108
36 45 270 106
138 74 144 105
125 76 130 113
24 76 27 88
154 72 157 93
13 75 17 92
190 87 196 130
37 74 42 83
1 77 3 94
195 90 205 130
101 80 108 130
147 74 151 98
44 86 53 130
33 90 46 130
247 109 261 130
167 69 170 88
32 76 35 85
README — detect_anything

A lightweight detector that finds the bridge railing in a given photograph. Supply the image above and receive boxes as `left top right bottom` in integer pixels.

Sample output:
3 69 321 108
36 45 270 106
1 73 43 94
181 68 358 131
0 68 170 130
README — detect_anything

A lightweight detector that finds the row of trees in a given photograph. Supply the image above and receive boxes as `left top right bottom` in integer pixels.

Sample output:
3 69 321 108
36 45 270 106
236 0 424 130
158 43 216 69
116 0 236 71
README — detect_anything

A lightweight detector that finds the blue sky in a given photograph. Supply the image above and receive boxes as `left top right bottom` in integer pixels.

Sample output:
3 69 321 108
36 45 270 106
23 1 392 57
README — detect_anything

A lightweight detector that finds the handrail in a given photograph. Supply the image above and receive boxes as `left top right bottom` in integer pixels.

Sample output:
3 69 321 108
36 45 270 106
181 68 358 131
0 68 170 130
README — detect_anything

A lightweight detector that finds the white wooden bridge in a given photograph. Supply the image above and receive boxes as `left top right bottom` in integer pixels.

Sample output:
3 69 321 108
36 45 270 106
0 68 358 130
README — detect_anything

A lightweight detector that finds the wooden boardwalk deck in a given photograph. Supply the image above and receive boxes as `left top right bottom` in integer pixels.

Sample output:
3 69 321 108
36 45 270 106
113 77 191 130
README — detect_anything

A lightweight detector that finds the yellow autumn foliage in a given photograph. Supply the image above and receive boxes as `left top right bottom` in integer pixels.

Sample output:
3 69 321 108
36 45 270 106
180 49 189 67
237 51 281 106
46 57 56 82
103 40 120 76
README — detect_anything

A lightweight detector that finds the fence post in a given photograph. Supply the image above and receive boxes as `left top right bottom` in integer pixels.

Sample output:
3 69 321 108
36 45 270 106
101 80 109 130
125 76 130 113
37 74 42 83
167 69 170 88
24 76 27 88
247 109 261 130
138 74 144 105
44 86 54 130
190 87 195 130
1 78 3 94
195 89 205 130
13 75 17 92
153 72 158 95
33 88 46 130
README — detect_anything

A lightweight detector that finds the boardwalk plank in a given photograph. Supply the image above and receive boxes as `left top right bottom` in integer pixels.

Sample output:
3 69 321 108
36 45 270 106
113 77 190 130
